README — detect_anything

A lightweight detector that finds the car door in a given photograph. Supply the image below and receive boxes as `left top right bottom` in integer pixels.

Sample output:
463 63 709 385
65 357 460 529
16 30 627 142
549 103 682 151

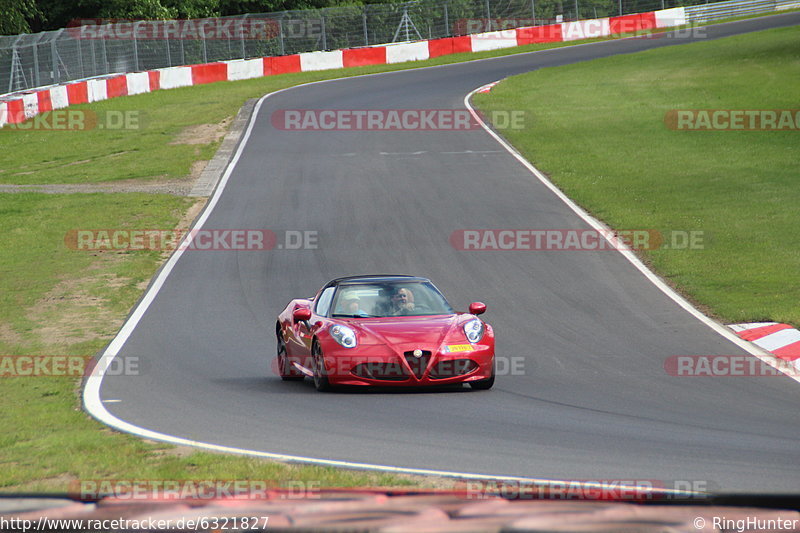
292 286 334 361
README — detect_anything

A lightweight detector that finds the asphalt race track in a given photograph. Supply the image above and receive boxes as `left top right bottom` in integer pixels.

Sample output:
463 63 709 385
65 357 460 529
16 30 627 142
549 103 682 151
91 13 800 493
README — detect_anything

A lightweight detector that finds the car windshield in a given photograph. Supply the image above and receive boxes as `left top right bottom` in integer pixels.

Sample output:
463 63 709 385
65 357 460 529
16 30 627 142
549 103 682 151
330 281 454 318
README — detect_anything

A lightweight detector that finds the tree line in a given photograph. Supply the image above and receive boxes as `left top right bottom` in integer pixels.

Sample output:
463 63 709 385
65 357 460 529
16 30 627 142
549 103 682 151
2 0 397 35
2 0 687 36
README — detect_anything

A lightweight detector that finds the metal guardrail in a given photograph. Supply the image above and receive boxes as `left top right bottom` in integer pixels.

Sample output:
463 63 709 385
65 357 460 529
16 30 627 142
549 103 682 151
684 0 796 21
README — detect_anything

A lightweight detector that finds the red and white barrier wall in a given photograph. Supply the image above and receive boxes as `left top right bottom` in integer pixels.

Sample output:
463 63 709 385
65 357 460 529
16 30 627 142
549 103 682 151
0 7 687 128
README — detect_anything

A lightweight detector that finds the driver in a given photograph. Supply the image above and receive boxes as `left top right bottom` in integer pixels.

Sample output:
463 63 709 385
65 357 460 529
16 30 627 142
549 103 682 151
389 288 415 315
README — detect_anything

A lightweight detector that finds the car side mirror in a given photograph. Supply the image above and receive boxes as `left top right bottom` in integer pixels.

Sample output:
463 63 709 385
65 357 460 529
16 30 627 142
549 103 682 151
293 308 312 323
469 302 486 315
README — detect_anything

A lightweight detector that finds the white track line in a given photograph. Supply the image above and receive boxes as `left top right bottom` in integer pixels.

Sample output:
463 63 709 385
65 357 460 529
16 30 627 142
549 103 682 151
464 86 800 386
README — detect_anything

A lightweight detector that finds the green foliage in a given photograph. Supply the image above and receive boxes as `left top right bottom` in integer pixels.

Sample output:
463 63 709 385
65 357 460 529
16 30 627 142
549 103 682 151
10 0 390 34
4 0 633 35
165 0 221 18
0 0 39 34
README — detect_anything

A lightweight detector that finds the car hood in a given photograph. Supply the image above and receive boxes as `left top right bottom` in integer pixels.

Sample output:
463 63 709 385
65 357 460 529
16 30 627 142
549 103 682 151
350 315 467 348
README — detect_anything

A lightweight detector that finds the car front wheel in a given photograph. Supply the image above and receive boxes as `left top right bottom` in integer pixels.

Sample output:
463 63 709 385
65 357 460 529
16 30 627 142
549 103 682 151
277 332 303 381
312 341 332 392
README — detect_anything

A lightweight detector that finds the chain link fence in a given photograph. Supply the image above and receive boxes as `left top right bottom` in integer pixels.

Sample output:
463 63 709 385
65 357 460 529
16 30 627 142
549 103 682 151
0 0 789 95
684 0 796 20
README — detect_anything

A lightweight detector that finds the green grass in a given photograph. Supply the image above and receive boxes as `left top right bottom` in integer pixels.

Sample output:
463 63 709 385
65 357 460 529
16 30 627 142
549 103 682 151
0 13 795 493
0 194 193 351
474 24 800 325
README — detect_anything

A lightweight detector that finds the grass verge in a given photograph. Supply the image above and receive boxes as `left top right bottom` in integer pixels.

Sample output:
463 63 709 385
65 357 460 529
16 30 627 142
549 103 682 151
474 24 800 325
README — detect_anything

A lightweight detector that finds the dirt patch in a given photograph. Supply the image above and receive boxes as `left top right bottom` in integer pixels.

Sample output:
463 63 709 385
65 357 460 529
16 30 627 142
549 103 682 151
63 159 91 167
4 113 234 195
26 260 124 349
0 321 24 346
187 160 208 182
158 199 207 262
0 179 195 196
145 443 199 459
170 119 231 145
1 157 209 196
31 270 120 348
26 198 207 350
175 199 206 232
3 473 79 494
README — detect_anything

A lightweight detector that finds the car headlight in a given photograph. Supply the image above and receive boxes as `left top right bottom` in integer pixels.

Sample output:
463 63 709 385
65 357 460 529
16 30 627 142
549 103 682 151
464 319 485 343
330 324 357 348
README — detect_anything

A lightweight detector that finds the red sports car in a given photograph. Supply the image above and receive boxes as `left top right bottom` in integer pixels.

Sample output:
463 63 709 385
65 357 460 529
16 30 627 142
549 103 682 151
274 275 495 391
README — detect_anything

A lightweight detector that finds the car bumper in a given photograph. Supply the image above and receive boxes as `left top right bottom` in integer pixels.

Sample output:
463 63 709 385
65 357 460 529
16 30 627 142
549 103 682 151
317 340 495 387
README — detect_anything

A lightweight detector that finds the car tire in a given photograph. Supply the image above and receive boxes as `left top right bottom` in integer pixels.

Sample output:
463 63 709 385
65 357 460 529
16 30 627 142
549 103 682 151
312 340 332 392
277 331 303 381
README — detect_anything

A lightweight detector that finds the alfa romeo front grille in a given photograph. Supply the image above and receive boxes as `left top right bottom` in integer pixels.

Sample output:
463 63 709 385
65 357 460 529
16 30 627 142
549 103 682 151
403 350 431 379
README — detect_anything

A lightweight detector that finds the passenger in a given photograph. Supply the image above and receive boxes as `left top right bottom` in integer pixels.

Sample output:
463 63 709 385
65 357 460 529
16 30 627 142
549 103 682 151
341 294 368 316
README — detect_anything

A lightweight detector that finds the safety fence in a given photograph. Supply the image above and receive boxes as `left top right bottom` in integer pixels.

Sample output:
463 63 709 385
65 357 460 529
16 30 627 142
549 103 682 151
1 0 774 94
